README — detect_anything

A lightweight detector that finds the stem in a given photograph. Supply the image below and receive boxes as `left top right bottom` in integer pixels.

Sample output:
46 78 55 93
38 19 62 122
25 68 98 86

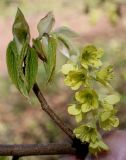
0 143 75 156
33 83 74 140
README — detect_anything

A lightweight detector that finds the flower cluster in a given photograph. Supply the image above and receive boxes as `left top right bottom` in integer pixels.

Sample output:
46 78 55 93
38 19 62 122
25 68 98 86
61 44 120 155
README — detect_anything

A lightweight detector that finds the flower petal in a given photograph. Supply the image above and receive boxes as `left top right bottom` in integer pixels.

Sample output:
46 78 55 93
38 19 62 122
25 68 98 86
68 104 81 115
61 63 76 74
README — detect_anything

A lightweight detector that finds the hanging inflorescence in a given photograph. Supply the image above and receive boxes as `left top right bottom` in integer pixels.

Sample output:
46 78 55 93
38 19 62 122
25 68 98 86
61 44 120 155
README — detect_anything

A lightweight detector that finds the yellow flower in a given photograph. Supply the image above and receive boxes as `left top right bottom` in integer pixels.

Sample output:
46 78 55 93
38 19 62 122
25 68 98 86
75 89 99 112
80 45 103 69
64 69 88 90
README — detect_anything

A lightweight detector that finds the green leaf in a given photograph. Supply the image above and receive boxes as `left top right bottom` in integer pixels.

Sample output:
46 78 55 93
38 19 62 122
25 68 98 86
17 75 29 97
18 41 29 82
6 41 28 97
44 35 57 82
37 12 55 38
54 26 78 38
68 104 81 115
12 8 30 53
32 38 47 61
25 47 38 92
57 39 70 58
104 94 120 105
56 33 79 56
6 41 19 87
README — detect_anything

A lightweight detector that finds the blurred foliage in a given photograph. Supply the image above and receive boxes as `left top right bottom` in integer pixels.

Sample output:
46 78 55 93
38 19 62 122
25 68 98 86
0 0 83 17
0 157 8 160
83 0 126 25
93 39 126 129
1 0 18 5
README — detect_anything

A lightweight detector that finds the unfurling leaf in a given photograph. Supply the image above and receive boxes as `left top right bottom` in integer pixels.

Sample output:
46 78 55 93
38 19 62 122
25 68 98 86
56 33 79 56
55 26 78 38
6 41 28 97
33 38 47 61
37 12 55 38
44 35 57 82
25 47 38 92
12 8 30 53
57 40 70 58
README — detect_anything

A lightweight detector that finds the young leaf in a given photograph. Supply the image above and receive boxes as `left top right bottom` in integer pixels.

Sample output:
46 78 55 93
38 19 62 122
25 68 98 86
18 41 29 83
6 41 19 87
12 8 30 53
56 33 79 56
54 26 78 38
6 41 28 97
32 38 47 61
57 40 70 58
25 47 38 92
17 75 29 97
44 35 57 82
37 12 55 38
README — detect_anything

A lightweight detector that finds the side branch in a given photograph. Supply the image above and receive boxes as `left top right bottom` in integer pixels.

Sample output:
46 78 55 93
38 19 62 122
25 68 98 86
0 143 75 156
33 83 74 140
12 156 20 160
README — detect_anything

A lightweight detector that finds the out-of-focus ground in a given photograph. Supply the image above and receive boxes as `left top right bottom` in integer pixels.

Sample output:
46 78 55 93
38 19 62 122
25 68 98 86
0 0 126 159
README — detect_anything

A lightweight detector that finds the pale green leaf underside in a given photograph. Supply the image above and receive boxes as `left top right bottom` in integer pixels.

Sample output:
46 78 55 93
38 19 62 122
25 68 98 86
54 26 78 38
37 12 55 38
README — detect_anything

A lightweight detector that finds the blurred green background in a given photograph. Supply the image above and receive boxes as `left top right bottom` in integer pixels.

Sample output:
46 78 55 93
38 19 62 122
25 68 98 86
0 0 126 159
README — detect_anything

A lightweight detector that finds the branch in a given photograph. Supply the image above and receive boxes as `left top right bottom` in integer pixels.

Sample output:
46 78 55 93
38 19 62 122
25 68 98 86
33 83 74 140
12 156 20 160
0 143 75 157
32 83 89 158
